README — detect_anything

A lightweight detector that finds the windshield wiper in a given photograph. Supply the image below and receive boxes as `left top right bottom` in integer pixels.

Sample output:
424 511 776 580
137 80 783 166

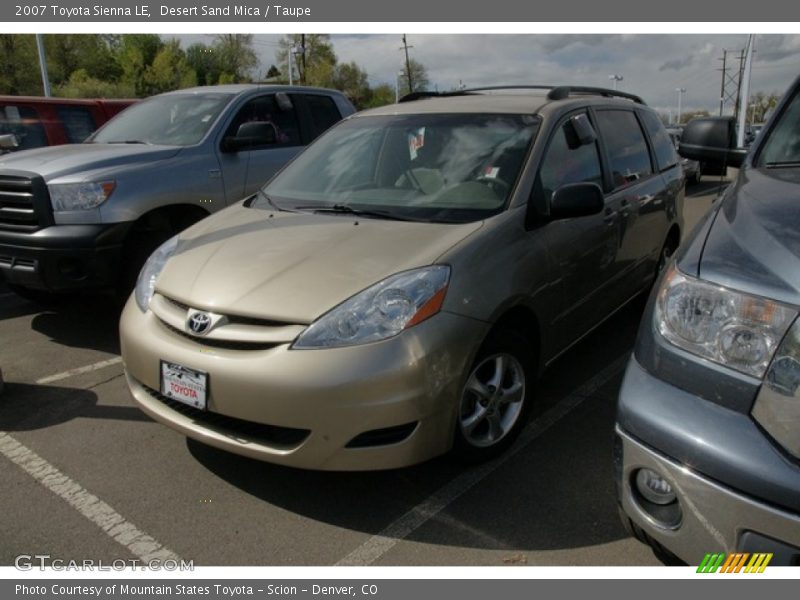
292 203 420 222
765 161 800 168
255 190 297 212
107 140 151 145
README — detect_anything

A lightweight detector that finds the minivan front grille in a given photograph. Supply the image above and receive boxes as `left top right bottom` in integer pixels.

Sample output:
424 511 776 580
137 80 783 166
141 383 311 449
0 175 49 232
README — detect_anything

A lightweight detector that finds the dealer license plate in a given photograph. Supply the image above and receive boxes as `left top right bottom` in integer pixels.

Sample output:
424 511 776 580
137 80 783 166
160 361 207 410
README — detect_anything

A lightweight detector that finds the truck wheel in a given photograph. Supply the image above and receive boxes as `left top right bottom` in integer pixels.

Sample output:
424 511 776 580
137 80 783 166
452 328 535 462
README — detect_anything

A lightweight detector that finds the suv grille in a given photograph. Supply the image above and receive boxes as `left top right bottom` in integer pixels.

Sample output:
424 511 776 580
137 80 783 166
0 175 50 232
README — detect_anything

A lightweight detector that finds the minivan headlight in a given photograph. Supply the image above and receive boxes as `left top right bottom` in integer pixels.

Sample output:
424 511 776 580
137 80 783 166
654 265 797 378
48 181 116 211
292 266 450 349
134 236 178 312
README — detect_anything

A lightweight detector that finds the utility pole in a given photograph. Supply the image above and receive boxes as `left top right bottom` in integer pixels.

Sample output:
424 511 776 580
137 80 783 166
733 48 746 120
737 35 755 148
400 34 414 95
300 34 306 85
718 49 727 116
35 34 51 97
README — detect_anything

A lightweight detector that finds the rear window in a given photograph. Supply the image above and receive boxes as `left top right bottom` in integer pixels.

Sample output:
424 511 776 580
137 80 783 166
57 106 97 143
759 91 800 167
304 94 342 135
595 110 653 189
0 105 47 150
640 110 678 172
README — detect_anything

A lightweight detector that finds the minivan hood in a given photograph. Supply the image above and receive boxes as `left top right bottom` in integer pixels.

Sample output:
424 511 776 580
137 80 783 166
698 167 800 307
0 143 181 181
156 204 483 323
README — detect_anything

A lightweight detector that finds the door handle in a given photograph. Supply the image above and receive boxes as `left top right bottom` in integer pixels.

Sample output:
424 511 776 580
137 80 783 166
604 207 617 224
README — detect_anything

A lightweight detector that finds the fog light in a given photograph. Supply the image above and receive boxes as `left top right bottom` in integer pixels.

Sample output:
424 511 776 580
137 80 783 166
635 469 677 505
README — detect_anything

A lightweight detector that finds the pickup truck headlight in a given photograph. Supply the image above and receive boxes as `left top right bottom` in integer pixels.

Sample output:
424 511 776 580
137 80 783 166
655 264 797 378
48 181 115 211
292 266 450 349
134 236 178 312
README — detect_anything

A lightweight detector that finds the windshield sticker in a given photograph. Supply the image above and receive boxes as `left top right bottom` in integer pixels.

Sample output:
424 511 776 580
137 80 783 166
484 166 500 179
408 127 425 160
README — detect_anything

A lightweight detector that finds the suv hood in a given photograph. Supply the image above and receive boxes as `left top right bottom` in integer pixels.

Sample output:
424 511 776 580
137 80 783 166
0 143 181 181
156 204 483 323
698 167 800 307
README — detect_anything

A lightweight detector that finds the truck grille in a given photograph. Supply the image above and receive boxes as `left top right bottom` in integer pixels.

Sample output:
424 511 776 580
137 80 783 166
0 174 50 232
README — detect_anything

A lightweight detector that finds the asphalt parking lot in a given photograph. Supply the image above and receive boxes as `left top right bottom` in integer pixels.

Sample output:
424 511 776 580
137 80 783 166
0 179 727 567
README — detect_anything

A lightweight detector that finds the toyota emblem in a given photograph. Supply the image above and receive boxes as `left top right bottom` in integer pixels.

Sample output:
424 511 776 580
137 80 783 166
187 311 212 335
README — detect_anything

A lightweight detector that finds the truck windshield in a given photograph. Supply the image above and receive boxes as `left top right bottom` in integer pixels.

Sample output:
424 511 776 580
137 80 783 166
91 93 231 146
260 113 539 223
759 90 800 167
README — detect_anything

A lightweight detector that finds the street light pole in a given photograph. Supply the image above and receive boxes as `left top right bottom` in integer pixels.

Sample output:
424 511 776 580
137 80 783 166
608 74 623 90
676 87 686 125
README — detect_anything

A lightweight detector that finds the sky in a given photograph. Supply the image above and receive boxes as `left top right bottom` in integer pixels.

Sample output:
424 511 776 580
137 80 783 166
175 34 800 118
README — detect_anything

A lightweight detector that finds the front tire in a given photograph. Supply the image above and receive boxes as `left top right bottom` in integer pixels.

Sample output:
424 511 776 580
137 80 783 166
453 329 535 462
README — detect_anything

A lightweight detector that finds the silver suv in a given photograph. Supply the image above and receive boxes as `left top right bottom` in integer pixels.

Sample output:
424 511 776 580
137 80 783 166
121 85 684 470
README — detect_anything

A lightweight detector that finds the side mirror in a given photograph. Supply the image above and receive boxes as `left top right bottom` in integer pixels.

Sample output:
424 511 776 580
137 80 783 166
222 121 278 152
679 117 747 168
568 114 597 147
275 92 293 112
550 182 604 220
0 133 19 150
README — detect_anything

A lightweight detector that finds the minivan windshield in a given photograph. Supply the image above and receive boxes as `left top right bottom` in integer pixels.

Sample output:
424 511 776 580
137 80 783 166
260 113 539 223
91 93 231 146
759 89 800 167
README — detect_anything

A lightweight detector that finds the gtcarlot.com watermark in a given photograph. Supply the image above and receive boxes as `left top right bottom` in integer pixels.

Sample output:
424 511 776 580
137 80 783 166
14 554 194 571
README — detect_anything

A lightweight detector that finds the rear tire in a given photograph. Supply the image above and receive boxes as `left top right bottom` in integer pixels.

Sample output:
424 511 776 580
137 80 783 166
452 328 535 463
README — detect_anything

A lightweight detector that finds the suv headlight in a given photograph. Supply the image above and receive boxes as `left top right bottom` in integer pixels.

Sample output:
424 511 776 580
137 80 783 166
134 236 178 312
293 266 450 349
655 264 797 378
48 181 115 211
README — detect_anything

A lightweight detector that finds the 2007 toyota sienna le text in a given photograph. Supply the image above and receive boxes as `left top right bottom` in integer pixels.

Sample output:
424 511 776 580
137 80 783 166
120 85 684 470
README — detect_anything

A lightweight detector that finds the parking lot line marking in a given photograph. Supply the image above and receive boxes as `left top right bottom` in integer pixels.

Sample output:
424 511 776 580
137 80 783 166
335 353 630 567
0 431 181 563
36 357 123 385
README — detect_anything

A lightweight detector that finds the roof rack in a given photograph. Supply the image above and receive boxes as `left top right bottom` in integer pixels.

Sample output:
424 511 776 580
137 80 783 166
398 85 645 105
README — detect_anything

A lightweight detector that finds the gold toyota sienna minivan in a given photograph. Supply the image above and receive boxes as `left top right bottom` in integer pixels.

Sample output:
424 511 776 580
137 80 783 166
121 86 684 470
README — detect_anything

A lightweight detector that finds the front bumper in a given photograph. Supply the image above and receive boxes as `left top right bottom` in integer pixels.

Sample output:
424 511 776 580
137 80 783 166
616 358 800 565
120 297 489 471
0 223 131 291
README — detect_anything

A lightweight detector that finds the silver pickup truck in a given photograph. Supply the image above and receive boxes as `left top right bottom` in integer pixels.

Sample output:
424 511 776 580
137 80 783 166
0 84 355 298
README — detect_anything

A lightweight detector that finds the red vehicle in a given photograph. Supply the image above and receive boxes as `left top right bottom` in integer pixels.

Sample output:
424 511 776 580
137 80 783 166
0 96 136 152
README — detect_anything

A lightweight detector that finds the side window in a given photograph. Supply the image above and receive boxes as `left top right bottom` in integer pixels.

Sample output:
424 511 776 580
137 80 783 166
225 95 302 148
0 105 47 150
640 110 678 172
595 110 653 189
538 115 603 206
56 106 97 143
304 94 342 136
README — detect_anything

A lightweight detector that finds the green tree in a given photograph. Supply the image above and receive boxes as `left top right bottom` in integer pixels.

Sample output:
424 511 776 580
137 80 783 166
330 61 371 109
364 83 396 109
398 59 429 97
44 35 121 87
213 34 257 83
186 43 221 86
119 34 163 96
143 40 197 94
54 68 134 98
749 91 781 124
266 64 281 79
0 35 42 95
277 34 336 86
